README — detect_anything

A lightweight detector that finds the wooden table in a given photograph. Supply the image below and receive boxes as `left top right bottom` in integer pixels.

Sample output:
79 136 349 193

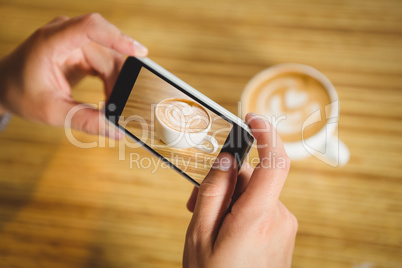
0 1 401 267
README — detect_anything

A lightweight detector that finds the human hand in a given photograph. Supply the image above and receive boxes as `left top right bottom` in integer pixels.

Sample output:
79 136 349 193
184 113 297 267
0 13 148 138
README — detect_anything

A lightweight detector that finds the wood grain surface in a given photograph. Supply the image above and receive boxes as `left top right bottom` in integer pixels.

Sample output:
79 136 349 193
0 0 401 267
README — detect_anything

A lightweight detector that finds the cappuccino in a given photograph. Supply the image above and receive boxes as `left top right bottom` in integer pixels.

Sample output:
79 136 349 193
243 72 331 142
156 98 210 133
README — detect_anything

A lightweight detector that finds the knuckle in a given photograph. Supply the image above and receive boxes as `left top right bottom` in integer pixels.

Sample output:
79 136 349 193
257 212 275 233
291 213 299 234
32 16 70 41
186 223 208 247
198 180 222 197
80 118 97 135
284 210 298 236
277 201 297 236
32 27 48 40
82 13 103 26
54 15 70 22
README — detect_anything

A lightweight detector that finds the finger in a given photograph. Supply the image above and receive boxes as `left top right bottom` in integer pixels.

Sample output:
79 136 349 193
231 162 254 205
45 96 124 140
67 102 124 140
81 42 125 98
246 113 287 157
232 113 290 214
50 13 148 57
189 153 237 243
186 187 198 212
189 162 254 213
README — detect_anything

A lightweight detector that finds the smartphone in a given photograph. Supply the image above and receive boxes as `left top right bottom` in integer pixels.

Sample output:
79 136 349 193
106 57 255 186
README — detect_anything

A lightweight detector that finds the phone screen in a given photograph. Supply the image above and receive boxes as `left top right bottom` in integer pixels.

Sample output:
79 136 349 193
118 67 233 184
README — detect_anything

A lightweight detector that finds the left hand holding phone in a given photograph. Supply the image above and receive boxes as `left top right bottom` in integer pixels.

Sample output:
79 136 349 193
0 13 148 139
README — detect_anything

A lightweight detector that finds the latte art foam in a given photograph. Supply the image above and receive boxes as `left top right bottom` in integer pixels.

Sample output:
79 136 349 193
244 73 331 142
156 99 210 133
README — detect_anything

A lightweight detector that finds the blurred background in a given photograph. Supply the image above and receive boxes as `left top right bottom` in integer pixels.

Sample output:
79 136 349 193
0 0 401 267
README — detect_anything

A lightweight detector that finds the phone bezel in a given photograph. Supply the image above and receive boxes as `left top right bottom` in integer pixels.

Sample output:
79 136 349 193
106 56 254 186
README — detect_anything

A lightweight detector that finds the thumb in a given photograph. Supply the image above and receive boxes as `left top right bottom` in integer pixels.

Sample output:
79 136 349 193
189 153 238 243
62 100 124 140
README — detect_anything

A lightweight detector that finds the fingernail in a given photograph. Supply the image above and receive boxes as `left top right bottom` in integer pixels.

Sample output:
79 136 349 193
246 112 257 126
212 154 233 171
133 40 148 57
247 112 267 123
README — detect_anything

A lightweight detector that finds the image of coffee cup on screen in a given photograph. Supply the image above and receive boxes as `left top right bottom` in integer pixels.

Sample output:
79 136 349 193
154 98 218 154
118 66 233 184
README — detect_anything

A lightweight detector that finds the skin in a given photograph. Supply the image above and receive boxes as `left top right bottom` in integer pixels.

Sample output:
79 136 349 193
0 13 148 139
184 113 298 267
0 14 297 267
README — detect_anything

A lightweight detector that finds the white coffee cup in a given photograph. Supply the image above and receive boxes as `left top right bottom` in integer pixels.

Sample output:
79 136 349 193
241 64 350 166
154 98 218 154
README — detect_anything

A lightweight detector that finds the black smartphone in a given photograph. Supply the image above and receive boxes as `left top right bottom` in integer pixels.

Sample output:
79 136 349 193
106 56 255 186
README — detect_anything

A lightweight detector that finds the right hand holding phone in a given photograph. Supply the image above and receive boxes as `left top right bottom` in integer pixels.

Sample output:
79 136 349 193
184 113 297 267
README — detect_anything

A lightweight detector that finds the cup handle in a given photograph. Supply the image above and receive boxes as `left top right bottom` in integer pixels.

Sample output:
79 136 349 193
195 135 218 154
310 136 350 167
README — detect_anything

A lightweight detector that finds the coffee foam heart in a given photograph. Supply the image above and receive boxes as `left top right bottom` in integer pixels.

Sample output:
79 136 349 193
157 99 210 133
285 88 308 109
244 73 331 142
